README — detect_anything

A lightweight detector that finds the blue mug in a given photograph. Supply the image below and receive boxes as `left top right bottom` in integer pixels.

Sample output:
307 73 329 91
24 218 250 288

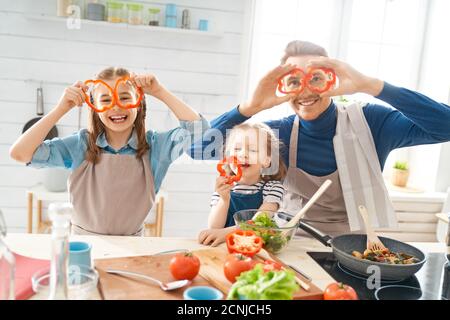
183 286 223 300
165 3 177 16
198 19 209 31
69 242 92 268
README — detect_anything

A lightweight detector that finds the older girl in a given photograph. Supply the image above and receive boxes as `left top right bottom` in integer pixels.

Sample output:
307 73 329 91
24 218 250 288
10 67 208 236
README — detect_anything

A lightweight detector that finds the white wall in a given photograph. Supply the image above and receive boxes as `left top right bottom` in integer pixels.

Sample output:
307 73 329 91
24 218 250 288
0 0 252 236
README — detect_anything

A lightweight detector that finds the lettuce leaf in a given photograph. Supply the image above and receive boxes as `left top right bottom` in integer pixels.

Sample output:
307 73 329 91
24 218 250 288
227 264 299 300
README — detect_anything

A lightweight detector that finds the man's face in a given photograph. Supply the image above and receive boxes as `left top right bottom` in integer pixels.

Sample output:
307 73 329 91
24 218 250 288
285 55 332 121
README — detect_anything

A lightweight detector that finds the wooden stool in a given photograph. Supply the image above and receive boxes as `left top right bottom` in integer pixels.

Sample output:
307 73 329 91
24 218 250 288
144 196 165 237
27 185 69 234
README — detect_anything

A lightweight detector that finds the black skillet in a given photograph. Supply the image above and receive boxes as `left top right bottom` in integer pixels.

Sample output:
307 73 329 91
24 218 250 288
278 212 426 281
22 87 58 140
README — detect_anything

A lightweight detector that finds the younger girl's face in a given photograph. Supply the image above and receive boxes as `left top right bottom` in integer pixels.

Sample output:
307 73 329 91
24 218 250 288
226 128 271 184
93 77 139 133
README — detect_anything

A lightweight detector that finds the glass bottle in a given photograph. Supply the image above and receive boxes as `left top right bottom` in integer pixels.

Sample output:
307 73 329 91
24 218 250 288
442 213 450 300
107 1 125 23
447 212 450 261
47 203 73 300
148 8 161 26
127 3 143 25
0 209 15 300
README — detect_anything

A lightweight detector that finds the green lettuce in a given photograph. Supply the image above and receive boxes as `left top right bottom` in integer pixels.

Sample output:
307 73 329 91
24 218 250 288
253 212 277 228
227 264 299 300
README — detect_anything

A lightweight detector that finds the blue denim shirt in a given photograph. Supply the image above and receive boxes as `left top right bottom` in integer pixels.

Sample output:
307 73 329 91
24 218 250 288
28 116 209 193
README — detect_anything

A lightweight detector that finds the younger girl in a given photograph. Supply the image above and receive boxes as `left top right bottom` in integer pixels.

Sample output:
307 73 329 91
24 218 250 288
198 122 287 246
10 67 208 236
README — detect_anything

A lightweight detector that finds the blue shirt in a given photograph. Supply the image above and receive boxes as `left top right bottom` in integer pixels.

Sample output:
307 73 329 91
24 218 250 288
29 116 210 193
193 82 450 176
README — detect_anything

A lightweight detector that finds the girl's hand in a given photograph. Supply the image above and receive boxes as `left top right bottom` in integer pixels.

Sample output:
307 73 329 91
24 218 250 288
131 73 164 98
239 64 298 117
198 228 231 247
215 176 232 201
306 57 384 98
57 81 88 112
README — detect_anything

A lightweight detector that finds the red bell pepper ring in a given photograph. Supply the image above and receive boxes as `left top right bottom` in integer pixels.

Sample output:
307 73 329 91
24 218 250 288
277 67 336 95
217 156 243 185
226 230 263 257
84 76 144 113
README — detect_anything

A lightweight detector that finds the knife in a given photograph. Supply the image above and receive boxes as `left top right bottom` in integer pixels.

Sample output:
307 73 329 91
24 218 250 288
152 249 189 256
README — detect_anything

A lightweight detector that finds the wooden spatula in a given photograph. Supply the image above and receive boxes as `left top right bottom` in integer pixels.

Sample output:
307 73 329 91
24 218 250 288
358 205 387 251
282 179 333 231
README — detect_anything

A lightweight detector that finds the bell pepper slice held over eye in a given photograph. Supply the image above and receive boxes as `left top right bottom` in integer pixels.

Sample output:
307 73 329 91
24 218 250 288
83 76 144 113
217 156 243 185
226 230 263 257
305 67 336 94
277 67 336 95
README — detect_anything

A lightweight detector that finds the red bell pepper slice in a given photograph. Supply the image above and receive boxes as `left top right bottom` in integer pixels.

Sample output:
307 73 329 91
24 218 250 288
217 156 242 185
305 67 336 94
277 67 336 95
226 230 263 257
84 76 144 113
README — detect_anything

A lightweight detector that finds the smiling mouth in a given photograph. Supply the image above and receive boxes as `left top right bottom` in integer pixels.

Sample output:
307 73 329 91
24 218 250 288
297 97 320 107
109 115 128 124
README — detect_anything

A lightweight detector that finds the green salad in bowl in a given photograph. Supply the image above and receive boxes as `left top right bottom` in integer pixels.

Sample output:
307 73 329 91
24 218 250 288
233 209 298 254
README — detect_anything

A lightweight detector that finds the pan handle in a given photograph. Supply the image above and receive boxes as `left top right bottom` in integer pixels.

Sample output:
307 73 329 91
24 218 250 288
37 87 44 116
298 221 333 247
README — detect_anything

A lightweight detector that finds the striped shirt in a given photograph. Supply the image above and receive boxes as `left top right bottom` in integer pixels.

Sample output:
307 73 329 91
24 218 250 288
210 180 285 207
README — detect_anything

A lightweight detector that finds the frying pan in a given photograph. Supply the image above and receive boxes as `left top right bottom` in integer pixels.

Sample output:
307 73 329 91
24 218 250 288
278 212 426 281
22 86 58 140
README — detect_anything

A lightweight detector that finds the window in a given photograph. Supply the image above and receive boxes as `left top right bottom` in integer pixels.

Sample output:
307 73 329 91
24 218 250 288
246 0 449 191
246 0 340 123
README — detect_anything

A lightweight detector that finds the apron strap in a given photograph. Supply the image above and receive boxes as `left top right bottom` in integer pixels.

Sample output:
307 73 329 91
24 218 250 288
289 116 300 168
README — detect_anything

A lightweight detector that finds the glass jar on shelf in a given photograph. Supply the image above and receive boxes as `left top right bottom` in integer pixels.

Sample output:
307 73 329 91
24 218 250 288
107 1 125 23
127 3 144 25
148 8 161 26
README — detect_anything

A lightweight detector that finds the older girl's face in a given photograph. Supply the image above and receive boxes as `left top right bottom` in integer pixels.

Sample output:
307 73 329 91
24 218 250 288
93 77 138 133
226 128 271 184
285 55 332 121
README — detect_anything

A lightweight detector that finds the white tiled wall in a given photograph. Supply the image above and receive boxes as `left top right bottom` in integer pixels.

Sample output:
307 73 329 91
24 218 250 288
0 0 253 236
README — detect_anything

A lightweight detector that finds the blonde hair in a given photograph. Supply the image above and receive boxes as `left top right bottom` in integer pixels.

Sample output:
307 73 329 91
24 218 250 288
86 67 149 164
281 40 328 64
226 123 287 182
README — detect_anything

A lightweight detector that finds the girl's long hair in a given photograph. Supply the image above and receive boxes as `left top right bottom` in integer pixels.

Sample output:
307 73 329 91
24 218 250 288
85 67 149 164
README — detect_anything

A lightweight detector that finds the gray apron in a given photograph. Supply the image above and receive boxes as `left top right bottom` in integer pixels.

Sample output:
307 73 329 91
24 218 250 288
68 152 155 236
281 116 350 236
281 102 398 235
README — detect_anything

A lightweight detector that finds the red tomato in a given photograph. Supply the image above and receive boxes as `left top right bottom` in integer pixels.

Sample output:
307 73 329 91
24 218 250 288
323 282 358 300
223 254 257 283
262 260 283 272
169 252 200 280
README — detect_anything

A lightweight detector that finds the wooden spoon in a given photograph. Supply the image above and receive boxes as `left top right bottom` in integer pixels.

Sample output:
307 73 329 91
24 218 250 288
282 179 333 230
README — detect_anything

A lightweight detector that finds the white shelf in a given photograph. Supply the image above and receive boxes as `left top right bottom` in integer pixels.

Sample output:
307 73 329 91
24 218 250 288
26 14 224 38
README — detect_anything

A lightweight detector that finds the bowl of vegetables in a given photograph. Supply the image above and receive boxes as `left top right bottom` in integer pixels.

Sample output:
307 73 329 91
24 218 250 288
233 210 298 254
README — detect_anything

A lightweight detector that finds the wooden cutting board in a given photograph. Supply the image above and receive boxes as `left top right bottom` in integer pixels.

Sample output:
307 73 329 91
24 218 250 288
95 247 323 300
95 253 211 300
195 247 323 300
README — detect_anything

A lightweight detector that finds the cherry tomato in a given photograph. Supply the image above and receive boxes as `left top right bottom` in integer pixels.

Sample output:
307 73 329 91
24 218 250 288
223 253 257 283
323 282 358 300
169 252 200 280
262 260 283 272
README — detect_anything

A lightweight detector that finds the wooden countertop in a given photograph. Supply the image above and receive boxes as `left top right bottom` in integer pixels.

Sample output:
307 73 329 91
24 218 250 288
4 233 447 300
